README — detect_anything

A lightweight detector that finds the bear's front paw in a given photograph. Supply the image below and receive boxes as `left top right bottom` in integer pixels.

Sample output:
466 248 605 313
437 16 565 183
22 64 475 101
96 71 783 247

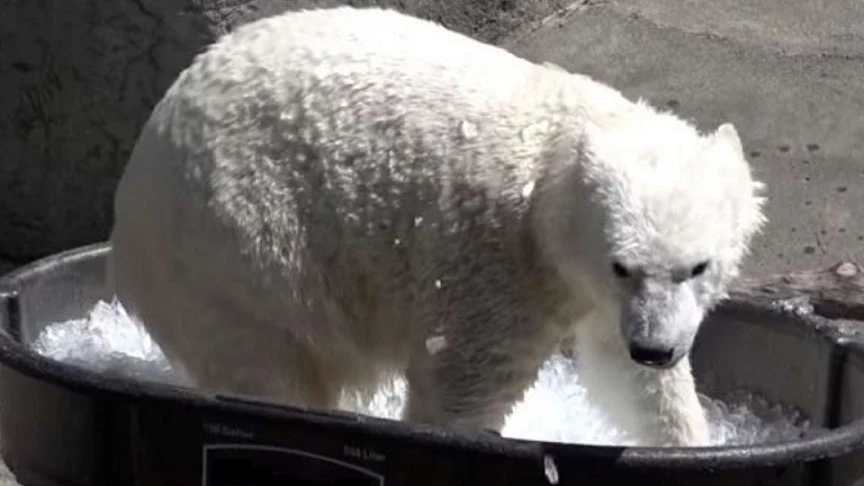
661 410 711 447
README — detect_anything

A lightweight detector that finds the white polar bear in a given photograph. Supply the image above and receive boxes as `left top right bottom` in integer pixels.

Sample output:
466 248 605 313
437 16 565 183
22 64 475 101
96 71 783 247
108 6 767 446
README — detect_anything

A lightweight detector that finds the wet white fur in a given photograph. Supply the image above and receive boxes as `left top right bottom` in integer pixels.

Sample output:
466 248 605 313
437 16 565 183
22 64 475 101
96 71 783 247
108 7 766 446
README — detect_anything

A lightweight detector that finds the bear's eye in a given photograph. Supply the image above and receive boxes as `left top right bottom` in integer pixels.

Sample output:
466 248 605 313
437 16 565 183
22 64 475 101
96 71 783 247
691 261 710 278
612 261 630 278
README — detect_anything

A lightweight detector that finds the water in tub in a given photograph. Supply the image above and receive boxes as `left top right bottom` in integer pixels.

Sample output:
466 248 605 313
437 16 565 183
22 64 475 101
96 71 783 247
31 298 816 447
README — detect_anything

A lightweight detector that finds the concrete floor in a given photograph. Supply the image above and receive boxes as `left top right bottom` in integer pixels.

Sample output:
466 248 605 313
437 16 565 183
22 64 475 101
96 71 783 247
2 1 863 483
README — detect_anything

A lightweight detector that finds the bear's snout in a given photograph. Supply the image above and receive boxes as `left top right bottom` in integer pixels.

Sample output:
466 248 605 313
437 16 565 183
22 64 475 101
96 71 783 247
620 279 703 369
628 338 678 368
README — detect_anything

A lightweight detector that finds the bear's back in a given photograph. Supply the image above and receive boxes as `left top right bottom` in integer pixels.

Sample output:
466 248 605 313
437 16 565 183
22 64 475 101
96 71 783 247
112 7 584 354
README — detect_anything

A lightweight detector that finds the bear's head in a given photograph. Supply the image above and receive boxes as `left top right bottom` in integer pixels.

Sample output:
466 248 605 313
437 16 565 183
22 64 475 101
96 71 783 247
537 104 767 369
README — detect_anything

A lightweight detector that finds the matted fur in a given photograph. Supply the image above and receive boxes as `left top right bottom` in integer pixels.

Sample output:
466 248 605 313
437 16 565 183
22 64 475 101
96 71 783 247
108 6 766 446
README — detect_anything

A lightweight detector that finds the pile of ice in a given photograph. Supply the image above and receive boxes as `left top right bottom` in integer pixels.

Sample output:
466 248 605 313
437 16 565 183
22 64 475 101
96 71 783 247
32 299 814 447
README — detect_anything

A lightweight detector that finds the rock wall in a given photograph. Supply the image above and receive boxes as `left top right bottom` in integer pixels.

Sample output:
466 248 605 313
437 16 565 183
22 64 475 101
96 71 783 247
0 0 568 262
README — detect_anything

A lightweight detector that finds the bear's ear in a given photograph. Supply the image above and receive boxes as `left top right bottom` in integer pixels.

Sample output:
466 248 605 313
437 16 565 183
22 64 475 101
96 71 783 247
580 120 606 152
542 61 568 73
576 120 605 164
714 123 743 154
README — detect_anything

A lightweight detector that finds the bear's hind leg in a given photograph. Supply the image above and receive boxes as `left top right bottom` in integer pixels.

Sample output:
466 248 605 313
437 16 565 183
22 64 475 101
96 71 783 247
403 322 557 433
189 325 345 411
119 270 344 410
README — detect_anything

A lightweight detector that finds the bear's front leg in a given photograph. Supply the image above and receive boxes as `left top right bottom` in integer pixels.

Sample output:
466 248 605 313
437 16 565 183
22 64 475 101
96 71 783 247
403 326 555 433
574 318 710 447
631 357 711 446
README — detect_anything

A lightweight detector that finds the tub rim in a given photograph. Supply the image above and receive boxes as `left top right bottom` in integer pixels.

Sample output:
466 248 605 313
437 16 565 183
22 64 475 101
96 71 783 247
1 242 864 471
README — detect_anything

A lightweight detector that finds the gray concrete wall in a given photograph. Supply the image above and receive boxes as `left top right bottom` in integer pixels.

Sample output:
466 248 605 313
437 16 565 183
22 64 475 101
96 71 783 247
0 0 568 264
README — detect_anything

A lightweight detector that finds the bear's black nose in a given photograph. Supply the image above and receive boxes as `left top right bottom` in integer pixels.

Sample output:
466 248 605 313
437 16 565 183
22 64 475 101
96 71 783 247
629 343 675 368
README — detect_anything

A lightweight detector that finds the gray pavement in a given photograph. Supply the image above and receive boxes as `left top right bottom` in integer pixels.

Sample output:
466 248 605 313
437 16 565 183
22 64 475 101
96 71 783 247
504 0 864 277
1 1 863 484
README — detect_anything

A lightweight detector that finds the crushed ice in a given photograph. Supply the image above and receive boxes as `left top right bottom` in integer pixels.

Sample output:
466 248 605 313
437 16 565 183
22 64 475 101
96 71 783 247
31 299 182 386
31 299 815 447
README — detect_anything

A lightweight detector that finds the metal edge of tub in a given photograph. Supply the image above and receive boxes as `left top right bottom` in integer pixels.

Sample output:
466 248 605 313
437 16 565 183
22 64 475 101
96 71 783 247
0 243 862 482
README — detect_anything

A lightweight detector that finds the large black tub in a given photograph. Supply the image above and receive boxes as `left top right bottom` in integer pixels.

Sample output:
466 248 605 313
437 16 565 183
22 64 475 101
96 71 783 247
1 243 864 485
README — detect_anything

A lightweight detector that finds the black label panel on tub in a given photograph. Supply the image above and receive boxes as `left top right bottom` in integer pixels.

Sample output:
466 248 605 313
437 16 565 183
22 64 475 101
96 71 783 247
203 444 384 485
128 398 542 485
129 400 400 485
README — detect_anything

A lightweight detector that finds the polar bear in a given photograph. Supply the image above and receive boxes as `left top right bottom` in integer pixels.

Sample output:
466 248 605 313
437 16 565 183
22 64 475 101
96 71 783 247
108 6 766 446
